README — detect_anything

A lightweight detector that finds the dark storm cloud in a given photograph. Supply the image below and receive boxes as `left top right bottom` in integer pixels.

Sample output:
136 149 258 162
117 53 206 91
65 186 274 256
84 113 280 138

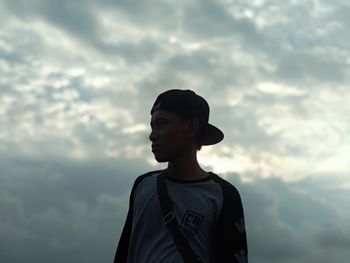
275 51 346 84
3 0 98 43
2 153 348 263
226 174 350 262
0 153 151 263
3 0 348 85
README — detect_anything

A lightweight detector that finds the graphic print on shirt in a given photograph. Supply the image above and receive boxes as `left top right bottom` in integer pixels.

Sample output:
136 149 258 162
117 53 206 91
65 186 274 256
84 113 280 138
180 209 204 235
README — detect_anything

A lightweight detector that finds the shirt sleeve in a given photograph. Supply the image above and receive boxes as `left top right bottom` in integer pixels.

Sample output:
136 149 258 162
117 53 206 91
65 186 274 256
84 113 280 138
213 181 248 263
114 177 141 263
114 170 163 263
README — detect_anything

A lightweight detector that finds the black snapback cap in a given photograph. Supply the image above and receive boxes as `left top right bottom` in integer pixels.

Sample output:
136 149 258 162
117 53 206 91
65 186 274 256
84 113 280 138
150 89 224 145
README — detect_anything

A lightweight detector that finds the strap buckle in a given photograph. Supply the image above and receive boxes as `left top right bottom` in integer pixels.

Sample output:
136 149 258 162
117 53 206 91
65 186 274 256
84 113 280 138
163 211 175 225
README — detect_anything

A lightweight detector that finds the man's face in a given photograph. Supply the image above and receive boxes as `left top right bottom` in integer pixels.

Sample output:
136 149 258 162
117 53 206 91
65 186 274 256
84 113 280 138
149 110 192 162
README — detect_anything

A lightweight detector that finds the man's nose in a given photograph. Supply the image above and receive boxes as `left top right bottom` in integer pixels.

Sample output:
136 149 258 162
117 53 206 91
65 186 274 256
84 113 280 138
149 129 158 142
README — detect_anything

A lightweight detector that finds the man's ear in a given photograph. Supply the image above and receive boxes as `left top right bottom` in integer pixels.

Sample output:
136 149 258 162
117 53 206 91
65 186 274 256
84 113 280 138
187 118 200 138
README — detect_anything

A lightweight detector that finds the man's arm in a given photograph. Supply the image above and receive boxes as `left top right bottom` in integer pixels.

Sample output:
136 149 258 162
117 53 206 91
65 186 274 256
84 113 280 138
114 205 132 263
114 176 141 263
114 192 133 262
213 180 248 263
114 171 161 263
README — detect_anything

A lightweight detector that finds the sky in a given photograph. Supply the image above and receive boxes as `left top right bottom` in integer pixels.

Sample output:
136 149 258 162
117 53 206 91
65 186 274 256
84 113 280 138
1 0 350 262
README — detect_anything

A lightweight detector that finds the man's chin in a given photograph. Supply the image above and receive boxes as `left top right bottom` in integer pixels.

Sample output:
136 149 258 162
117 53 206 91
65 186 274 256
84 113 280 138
153 153 170 163
154 156 169 163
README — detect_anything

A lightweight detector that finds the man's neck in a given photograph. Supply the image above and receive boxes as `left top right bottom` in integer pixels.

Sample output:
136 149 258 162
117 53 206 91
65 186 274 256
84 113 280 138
167 155 208 181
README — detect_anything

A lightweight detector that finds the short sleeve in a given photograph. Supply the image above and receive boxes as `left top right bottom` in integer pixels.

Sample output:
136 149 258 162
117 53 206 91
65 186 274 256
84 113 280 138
213 181 248 263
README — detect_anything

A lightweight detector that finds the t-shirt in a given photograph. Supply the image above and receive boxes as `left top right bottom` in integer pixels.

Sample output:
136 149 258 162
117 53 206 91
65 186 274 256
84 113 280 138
114 170 248 263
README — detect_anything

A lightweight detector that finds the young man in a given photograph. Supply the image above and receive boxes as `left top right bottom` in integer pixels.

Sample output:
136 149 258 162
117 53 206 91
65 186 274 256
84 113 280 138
114 89 248 263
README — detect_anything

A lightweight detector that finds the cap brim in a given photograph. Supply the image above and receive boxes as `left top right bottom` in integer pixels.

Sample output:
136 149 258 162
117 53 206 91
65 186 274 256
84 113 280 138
198 123 224 146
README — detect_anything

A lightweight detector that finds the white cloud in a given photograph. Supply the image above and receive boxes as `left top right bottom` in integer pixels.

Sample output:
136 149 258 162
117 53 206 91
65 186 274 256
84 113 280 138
257 82 305 96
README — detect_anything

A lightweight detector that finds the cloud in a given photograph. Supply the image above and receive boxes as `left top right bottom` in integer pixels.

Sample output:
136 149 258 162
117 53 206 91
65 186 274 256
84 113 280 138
1 0 350 262
0 154 151 263
1 153 349 262
225 174 350 262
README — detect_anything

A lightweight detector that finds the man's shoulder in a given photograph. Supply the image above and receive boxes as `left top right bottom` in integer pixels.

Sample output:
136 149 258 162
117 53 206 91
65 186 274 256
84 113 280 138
129 169 162 194
133 169 162 185
210 172 241 197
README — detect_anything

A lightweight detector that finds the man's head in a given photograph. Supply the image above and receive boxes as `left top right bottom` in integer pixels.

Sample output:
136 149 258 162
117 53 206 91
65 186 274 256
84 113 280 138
149 89 224 162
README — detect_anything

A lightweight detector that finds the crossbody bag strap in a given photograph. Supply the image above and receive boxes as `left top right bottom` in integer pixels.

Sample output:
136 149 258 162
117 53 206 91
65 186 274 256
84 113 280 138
157 169 203 263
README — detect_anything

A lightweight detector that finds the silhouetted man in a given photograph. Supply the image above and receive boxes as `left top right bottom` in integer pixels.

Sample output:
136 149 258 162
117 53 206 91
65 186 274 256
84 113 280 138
114 89 248 263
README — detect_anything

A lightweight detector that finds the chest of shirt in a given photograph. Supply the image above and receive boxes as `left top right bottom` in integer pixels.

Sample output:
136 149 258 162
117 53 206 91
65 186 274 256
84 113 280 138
132 176 223 237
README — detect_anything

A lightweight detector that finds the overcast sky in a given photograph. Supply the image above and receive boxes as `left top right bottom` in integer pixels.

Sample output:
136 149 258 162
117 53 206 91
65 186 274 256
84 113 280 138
1 0 350 262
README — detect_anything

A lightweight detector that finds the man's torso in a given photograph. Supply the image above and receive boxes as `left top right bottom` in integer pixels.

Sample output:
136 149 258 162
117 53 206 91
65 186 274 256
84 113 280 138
127 171 224 263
